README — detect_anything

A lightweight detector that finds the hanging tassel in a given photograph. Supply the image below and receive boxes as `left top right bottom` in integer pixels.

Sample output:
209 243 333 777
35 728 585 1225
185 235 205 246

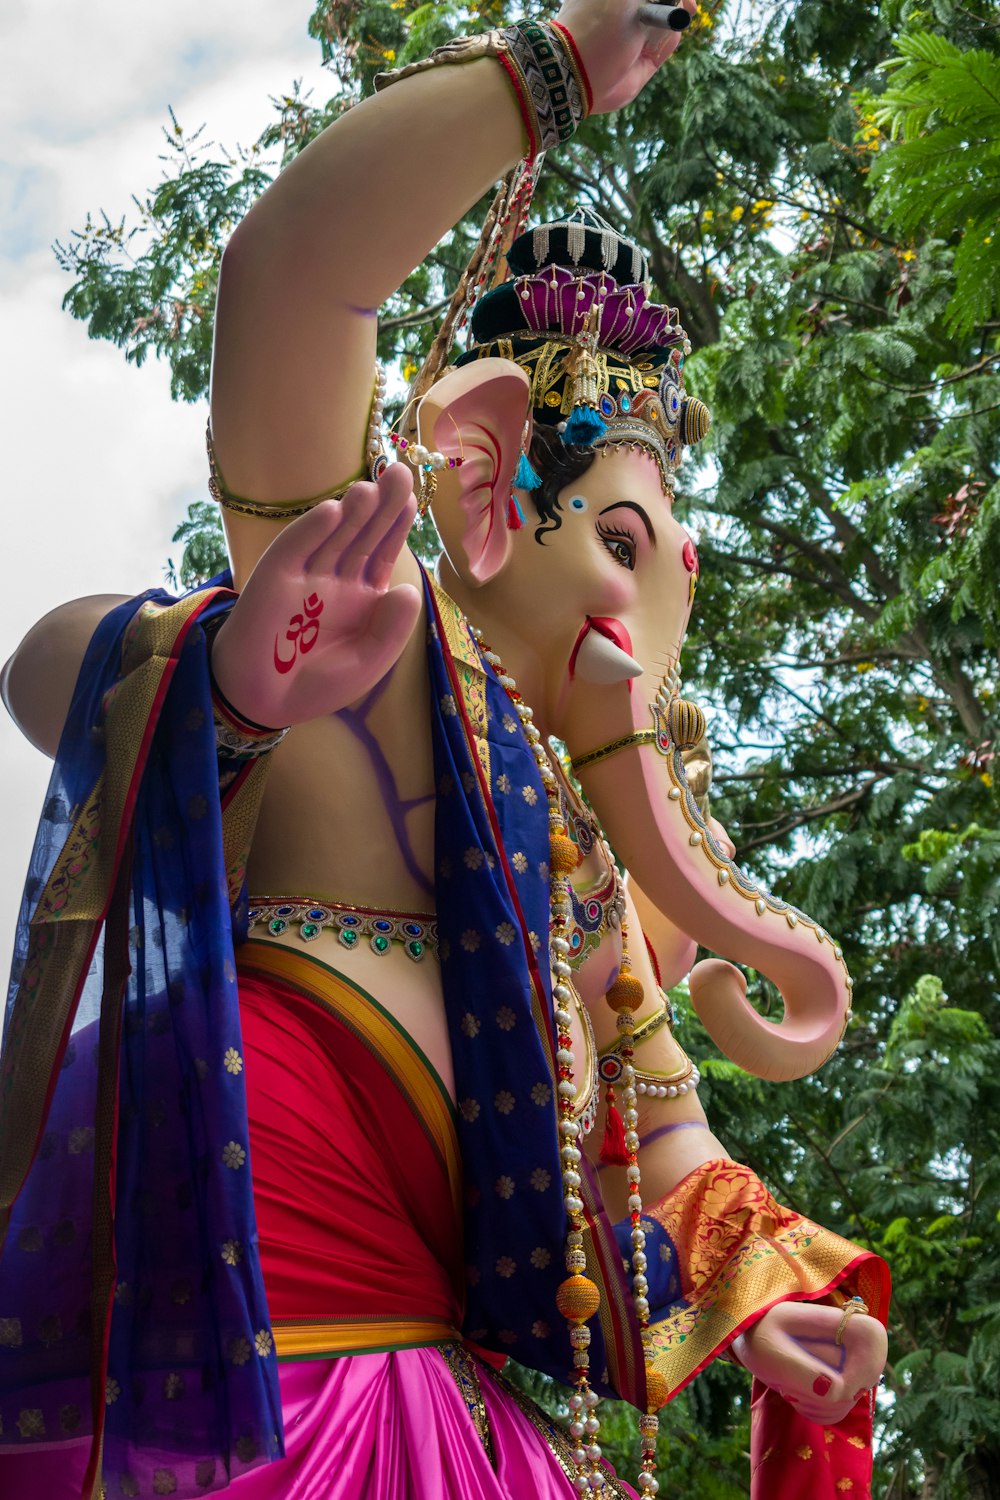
515 451 542 491
600 1085 629 1166
562 406 608 446
507 493 525 530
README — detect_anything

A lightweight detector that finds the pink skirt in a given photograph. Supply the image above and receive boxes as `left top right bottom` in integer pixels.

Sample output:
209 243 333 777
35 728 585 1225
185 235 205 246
0 1349 636 1499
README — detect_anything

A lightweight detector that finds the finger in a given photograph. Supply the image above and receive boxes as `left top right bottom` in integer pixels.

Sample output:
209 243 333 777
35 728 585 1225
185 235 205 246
303 480 381 573
260 497 345 569
334 467 416 582
308 463 413 576
363 488 419 593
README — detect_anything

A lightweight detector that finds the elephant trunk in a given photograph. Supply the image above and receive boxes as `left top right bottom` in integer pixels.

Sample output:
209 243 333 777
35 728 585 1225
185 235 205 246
573 691 852 1082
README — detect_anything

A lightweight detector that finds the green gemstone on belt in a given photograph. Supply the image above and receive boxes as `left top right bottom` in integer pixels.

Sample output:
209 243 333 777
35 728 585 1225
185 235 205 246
371 935 391 954
407 940 424 961
339 928 359 947
269 918 288 935
301 922 320 940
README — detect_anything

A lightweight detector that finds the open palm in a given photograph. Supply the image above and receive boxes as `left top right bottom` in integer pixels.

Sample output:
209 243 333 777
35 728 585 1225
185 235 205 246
211 462 421 729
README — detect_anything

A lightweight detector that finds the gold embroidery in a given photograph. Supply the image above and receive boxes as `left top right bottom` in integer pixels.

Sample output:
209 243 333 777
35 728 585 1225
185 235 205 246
437 1342 495 1467
796 1445 813 1460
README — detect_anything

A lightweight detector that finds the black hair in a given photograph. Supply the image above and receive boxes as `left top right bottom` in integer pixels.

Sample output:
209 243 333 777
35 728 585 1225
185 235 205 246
527 423 597 543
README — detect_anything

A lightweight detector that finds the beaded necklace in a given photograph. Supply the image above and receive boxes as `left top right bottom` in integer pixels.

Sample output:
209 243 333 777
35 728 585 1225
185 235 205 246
469 627 663 1500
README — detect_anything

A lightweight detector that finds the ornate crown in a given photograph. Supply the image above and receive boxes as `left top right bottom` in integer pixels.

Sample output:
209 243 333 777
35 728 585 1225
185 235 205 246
457 208 711 491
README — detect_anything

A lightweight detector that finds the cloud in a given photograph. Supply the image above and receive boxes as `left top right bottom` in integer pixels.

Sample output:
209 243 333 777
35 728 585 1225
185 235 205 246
0 0 332 971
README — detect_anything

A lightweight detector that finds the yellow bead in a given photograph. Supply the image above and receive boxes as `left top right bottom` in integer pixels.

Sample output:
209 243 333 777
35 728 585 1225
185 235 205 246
606 969 644 1013
549 834 580 876
645 1369 670 1412
556 1275 601 1322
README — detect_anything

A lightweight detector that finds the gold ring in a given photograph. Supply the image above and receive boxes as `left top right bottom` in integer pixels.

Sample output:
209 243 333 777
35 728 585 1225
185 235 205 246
834 1295 869 1347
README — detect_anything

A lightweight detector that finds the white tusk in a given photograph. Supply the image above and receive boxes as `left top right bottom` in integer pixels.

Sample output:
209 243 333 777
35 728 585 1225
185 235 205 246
574 632 644 684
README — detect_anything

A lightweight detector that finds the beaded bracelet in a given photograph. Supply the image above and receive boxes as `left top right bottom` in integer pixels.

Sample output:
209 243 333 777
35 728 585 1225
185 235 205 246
210 661 289 763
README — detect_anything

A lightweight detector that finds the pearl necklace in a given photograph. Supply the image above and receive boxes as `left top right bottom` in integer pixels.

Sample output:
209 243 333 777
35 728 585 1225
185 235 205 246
469 627 663 1500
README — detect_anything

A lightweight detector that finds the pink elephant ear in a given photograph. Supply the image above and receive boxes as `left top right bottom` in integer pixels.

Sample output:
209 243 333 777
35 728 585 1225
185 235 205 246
422 360 531 584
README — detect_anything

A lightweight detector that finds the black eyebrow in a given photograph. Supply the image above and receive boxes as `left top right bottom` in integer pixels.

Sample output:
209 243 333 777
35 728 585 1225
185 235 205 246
598 501 656 546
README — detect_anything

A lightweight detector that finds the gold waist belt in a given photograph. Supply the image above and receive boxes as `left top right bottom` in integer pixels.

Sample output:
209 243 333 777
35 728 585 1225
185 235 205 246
272 1316 462 1361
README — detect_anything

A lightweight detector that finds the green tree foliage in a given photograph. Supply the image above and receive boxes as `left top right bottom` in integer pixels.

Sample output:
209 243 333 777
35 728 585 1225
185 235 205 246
55 1 1000 1493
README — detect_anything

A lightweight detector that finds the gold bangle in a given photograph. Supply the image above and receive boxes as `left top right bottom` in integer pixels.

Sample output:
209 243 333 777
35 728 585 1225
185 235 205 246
834 1295 869 1346
571 729 658 773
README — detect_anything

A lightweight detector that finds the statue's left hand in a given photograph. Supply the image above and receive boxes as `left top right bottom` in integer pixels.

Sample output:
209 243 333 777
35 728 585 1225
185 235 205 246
555 0 699 114
732 1300 888 1426
211 462 421 729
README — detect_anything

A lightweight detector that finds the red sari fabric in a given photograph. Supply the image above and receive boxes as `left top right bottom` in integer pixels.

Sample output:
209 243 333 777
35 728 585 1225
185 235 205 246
751 1382 878 1498
236 944 465 1349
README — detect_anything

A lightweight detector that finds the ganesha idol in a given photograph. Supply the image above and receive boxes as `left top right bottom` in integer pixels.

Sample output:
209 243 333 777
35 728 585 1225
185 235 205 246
0 6 889 1500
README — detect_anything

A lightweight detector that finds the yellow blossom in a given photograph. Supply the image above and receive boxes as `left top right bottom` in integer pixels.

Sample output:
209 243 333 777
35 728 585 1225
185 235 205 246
730 205 744 222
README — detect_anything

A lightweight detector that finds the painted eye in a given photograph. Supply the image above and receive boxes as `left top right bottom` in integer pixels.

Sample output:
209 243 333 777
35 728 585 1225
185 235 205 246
596 524 637 570
569 495 589 514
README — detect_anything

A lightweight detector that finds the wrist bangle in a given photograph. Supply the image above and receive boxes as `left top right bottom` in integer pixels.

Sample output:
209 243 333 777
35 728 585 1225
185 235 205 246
374 22 587 160
212 685 289 761
549 21 594 118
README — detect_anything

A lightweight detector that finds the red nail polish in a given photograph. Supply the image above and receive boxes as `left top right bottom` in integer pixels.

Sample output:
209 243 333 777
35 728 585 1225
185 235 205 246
813 1375 832 1397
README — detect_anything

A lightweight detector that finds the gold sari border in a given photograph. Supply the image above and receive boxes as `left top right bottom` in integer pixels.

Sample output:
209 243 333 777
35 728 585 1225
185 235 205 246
272 1316 460 1361
644 1159 888 1397
236 942 462 1222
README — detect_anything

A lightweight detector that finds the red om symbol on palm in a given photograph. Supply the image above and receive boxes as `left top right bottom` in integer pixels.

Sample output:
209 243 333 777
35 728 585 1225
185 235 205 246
273 593 325 674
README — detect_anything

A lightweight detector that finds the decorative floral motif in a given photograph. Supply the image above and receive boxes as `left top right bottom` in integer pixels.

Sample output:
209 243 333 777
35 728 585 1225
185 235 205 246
228 1336 252 1366
530 1082 552 1106
521 785 538 806
234 1436 259 1464
461 929 481 953
464 847 484 871
153 1468 178 1494
17 1409 44 1438
497 773 512 794
496 1256 517 1278
223 1048 243 1075
498 1329 518 1344
528 931 541 952
496 1176 515 1200
221 1239 243 1266
58 1404 81 1433
530 1168 552 1192
222 1141 246 1170
495 1005 516 1029
530 1246 552 1268
255 1328 274 1357
495 922 516 947
460 1012 481 1038
494 1090 515 1115
440 694 457 716
531 1320 551 1339
460 1098 481 1123
0 1320 22 1356
164 1373 184 1400
105 1377 120 1405
461 771 476 793
37 1315 62 1346
502 714 517 733
512 851 528 872
68 1126 95 1155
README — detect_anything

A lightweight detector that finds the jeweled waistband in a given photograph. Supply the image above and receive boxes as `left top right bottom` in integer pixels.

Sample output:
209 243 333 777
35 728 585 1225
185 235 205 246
247 896 438 961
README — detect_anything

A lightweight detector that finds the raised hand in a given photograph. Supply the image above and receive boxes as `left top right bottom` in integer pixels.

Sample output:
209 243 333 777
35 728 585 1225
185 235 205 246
210 462 421 729
555 0 699 114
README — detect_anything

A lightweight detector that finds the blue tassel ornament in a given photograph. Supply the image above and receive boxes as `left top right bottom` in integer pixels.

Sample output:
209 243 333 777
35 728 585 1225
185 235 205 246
562 406 608 447
514 451 542 491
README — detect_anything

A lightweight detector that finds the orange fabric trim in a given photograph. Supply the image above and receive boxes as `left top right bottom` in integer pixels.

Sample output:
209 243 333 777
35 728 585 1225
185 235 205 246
271 1317 461 1361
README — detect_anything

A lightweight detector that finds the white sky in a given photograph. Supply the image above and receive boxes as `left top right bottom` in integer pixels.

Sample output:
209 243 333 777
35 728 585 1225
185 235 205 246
0 0 333 974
